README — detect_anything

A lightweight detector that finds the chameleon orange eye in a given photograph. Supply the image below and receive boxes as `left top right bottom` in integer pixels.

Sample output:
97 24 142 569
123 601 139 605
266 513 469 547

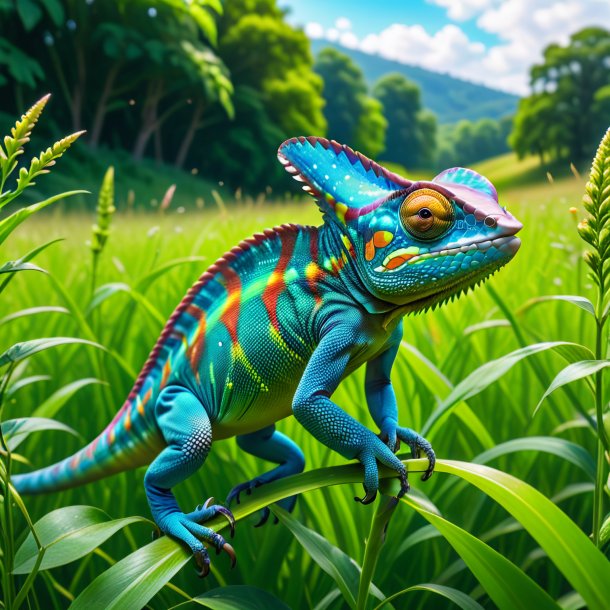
400 188 454 240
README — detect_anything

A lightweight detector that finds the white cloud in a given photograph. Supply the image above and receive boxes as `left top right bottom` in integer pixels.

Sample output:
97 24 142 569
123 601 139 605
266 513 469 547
339 31 359 49
359 23 486 75
306 0 610 95
428 0 492 21
335 17 352 31
475 0 610 93
304 21 324 39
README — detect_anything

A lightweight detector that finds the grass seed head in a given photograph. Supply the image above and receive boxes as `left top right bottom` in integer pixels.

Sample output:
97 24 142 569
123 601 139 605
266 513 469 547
91 166 116 254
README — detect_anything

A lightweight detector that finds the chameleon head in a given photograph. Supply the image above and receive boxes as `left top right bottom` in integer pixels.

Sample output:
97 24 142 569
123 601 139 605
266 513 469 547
278 137 522 313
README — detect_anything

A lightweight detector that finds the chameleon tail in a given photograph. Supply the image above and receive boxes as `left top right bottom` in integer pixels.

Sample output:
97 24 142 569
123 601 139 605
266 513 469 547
13 398 164 495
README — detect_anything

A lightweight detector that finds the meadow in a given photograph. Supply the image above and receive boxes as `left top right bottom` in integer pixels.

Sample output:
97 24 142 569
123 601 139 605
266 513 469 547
2 132 610 609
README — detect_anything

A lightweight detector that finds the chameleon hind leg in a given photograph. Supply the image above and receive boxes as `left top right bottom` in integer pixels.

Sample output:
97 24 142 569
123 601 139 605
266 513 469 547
144 385 236 577
226 424 305 526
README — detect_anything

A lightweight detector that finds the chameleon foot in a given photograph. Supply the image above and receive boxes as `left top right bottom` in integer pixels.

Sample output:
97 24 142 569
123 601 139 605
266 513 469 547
157 511 237 578
396 427 436 481
186 497 236 538
353 433 410 505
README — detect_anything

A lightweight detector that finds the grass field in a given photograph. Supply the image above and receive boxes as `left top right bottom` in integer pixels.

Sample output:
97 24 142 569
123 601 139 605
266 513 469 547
2 152 608 609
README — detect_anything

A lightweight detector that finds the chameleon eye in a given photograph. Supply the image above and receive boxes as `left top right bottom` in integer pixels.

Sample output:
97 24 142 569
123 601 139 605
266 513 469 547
400 188 454 240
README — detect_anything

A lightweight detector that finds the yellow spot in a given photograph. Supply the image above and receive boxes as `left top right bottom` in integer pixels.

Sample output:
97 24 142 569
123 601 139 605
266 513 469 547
373 231 393 248
136 396 145 416
124 408 132 431
334 202 348 224
365 238 375 261
227 381 233 389
232 344 269 391
266 271 282 287
569 207 578 214
108 428 115 444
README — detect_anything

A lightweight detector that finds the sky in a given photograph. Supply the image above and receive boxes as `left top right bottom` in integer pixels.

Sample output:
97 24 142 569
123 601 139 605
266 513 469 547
278 0 610 95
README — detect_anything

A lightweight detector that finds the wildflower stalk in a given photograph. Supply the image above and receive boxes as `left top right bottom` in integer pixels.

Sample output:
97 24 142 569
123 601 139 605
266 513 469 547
577 127 610 547
90 167 115 297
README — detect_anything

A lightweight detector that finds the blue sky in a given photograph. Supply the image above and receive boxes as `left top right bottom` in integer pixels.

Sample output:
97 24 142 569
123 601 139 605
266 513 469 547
279 0 500 46
278 0 610 94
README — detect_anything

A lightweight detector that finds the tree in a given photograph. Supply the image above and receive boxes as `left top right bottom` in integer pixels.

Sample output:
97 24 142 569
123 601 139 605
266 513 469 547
197 0 326 191
314 48 385 158
511 27 610 163
352 97 387 159
373 73 437 169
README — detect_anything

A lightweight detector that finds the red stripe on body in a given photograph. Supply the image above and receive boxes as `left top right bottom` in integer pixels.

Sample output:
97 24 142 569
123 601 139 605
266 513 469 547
220 266 242 345
262 231 297 332
186 311 207 378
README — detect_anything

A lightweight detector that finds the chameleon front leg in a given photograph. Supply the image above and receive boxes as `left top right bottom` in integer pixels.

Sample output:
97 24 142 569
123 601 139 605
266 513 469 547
226 425 305 526
144 385 236 577
364 323 435 482
292 324 409 505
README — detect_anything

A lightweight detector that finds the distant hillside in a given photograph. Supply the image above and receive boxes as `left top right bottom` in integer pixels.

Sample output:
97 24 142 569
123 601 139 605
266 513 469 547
311 40 519 124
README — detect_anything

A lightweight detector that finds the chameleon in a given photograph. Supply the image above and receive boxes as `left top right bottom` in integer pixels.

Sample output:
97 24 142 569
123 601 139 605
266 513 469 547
13 136 522 576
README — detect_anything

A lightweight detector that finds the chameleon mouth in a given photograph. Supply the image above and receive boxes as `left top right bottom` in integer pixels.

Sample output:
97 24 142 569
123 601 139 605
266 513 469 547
374 235 521 273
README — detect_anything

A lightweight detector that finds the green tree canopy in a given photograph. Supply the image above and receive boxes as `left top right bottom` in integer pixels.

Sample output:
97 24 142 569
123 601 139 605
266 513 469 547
511 27 610 163
372 73 437 169
314 47 386 159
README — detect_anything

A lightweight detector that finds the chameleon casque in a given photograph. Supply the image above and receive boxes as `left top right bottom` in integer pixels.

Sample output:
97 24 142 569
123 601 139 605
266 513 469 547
14 137 522 576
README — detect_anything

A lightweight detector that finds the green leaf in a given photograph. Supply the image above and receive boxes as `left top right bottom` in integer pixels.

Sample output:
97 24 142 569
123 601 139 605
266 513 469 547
436 460 610 610
2 416 80 450
400 494 560 610
0 237 63 294
0 337 104 367
0 191 86 246
534 360 610 415
32 377 106 419
68 535 191 610
16 0 42 30
373 583 485 610
0 260 46 274
134 256 205 292
40 0 64 26
463 319 511 335
400 342 495 449
0 305 69 326
6 374 50 398
13 506 151 574
423 342 594 436
519 295 596 317
473 436 596 481
600 514 610 548
272 505 384 609
185 585 290 609
556 591 586 610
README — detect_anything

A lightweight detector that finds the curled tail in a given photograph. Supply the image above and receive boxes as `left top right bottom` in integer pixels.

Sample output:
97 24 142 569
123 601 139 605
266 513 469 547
13 394 165 495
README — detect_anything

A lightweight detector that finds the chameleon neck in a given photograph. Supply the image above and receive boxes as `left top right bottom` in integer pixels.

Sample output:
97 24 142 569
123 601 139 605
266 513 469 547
318 221 398 316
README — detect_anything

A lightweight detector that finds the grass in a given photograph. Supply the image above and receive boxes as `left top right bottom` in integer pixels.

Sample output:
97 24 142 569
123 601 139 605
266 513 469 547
2 146 609 608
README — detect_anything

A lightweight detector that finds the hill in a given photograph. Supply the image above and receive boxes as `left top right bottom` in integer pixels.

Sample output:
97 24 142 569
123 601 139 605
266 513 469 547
311 40 519 124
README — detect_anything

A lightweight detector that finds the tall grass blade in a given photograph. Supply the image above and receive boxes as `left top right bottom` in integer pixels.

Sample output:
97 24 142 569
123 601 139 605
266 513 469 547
176 585 291 609
13 506 152 574
373 583 486 610
400 493 560 610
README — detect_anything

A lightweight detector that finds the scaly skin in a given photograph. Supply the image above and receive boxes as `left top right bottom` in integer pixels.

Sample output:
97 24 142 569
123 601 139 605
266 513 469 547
13 137 522 575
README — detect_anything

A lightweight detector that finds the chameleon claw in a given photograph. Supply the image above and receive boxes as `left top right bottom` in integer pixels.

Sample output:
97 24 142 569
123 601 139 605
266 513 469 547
204 497 215 509
396 470 410 499
194 550 210 578
355 489 377 505
222 542 237 568
151 526 162 541
253 507 270 527
216 506 236 538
